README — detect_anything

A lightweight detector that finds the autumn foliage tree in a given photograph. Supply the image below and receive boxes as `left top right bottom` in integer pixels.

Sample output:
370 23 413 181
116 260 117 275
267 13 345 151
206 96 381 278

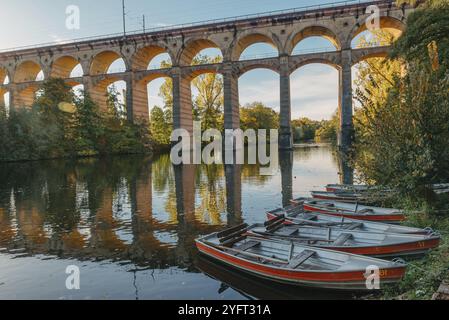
353 0 449 193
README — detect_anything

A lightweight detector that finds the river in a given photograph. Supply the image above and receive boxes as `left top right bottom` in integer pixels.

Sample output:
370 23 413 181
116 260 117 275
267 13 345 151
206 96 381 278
0 144 354 299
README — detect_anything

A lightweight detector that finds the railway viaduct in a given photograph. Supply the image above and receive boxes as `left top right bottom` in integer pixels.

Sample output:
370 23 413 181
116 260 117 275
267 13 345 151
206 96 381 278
0 0 418 150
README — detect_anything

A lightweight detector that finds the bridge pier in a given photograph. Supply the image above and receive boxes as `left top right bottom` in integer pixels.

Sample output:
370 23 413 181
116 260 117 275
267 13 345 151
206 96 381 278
279 60 293 150
338 50 354 151
89 86 109 113
83 76 109 113
223 67 240 131
172 69 193 135
0 88 6 107
131 78 150 123
15 85 37 108
124 77 134 122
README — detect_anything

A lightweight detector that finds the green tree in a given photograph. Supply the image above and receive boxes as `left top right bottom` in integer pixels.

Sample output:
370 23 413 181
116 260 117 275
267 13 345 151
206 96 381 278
353 0 449 193
315 114 339 144
102 87 150 154
191 55 224 131
240 102 279 131
73 91 105 156
158 62 173 111
392 0 449 68
0 78 151 162
291 117 320 142
34 78 77 155
150 106 172 147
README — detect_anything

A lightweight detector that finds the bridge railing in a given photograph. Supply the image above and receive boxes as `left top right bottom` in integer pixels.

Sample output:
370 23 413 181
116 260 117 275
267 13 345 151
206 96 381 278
0 0 391 54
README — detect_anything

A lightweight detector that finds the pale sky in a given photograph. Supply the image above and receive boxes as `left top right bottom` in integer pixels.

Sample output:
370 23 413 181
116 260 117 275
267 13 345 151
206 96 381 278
0 0 368 120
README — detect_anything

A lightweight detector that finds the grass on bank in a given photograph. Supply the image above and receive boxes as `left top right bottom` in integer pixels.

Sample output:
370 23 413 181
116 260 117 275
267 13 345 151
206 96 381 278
366 194 449 300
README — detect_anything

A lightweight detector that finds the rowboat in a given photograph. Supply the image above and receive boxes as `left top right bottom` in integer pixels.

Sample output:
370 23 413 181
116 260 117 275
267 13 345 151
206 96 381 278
326 184 385 193
196 224 407 290
266 206 433 235
432 183 449 194
433 183 449 190
291 197 406 223
311 191 370 203
248 217 440 257
327 183 449 194
195 256 350 299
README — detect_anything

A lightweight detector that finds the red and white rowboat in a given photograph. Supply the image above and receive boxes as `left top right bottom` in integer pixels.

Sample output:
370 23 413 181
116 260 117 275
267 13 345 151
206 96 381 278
266 206 431 235
311 191 369 203
248 217 440 257
196 225 407 290
291 197 406 223
326 184 383 193
326 184 449 194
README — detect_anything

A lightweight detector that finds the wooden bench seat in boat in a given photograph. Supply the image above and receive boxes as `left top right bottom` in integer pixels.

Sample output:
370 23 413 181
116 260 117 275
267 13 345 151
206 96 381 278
288 250 315 269
333 233 353 246
234 240 261 252
344 222 363 230
274 227 299 237
357 208 374 214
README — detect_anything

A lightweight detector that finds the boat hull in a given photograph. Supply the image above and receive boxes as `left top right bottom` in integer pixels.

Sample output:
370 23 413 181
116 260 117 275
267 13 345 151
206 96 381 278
312 193 364 203
196 240 406 290
326 185 371 193
266 211 428 235
302 203 405 223
248 230 439 258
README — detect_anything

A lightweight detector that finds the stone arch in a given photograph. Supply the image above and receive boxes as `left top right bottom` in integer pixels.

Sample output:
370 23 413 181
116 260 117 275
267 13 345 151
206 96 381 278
0 66 10 84
349 16 406 46
64 78 83 89
59 77 84 97
288 25 341 54
14 60 44 83
51 55 83 78
134 72 172 121
188 69 225 130
132 45 174 71
289 61 340 141
237 66 280 128
290 57 340 74
237 63 280 77
351 48 390 66
186 66 223 81
90 75 124 111
90 50 128 76
179 38 223 66
231 32 281 61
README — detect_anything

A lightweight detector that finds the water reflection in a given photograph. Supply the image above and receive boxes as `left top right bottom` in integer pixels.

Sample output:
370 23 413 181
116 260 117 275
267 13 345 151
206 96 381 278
0 145 354 299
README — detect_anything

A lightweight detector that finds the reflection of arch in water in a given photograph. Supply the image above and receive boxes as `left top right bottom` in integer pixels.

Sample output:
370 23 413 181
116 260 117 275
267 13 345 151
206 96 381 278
0 207 16 245
130 162 179 253
174 164 196 220
90 190 127 251
0 156 226 269
196 164 227 226
15 205 48 246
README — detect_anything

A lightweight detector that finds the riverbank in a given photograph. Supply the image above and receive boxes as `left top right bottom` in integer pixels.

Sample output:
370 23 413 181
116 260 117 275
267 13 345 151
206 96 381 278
366 197 449 300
